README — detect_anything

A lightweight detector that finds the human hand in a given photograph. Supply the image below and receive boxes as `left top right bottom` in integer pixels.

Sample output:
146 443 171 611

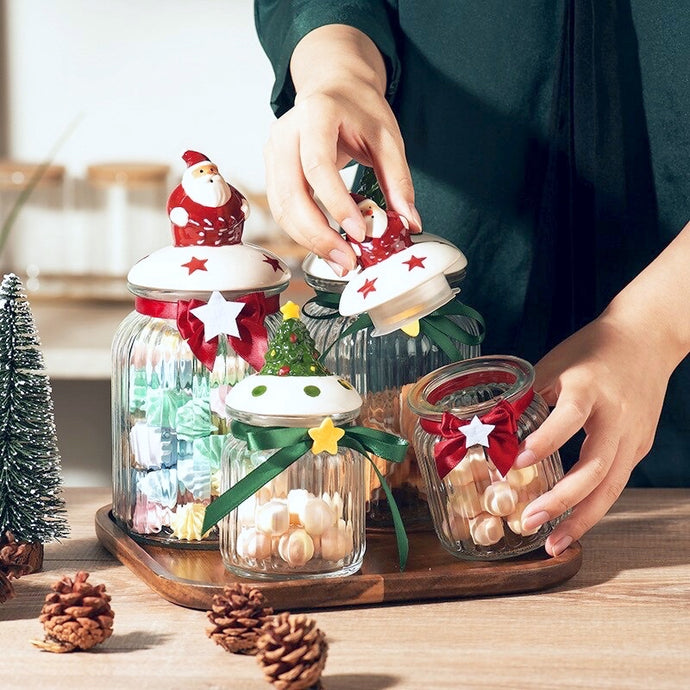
513 313 674 556
263 25 421 276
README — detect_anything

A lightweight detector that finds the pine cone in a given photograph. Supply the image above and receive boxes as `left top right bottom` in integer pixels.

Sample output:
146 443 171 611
0 570 15 603
32 571 114 653
256 612 328 690
206 583 273 654
0 531 42 579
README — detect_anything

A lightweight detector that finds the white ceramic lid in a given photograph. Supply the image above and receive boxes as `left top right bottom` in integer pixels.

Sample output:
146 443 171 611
302 233 467 284
338 241 460 336
127 243 291 296
226 374 362 419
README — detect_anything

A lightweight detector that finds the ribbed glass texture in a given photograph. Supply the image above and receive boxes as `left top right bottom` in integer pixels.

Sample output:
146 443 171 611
219 411 366 579
111 309 281 547
409 356 566 560
303 300 482 530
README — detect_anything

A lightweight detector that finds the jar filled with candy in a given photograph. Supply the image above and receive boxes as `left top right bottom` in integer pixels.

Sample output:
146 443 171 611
206 302 408 579
111 150 290 547
302 193 484 531
408 355 566 560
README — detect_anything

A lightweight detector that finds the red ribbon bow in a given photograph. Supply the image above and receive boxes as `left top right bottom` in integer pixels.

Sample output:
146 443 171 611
419 390 534 479
135 293 277 371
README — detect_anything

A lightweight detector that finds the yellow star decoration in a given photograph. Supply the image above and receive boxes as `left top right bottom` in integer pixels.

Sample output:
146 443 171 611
308 417 345 455
280 301 301 320
401 320 420 337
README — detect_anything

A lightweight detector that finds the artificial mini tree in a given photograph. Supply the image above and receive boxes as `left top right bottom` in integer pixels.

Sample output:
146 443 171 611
0 274 68 576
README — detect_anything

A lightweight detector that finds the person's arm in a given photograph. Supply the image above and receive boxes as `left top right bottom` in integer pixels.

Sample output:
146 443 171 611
515 220 690 555
257 13 420 274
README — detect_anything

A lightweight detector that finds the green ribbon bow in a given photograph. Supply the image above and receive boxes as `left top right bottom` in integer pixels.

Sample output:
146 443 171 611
202 419 411 570
303 291 486 361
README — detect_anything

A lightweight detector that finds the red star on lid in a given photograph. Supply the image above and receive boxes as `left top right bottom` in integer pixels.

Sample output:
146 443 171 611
403 254 426 271
181 256 208 274
357 277 378 299
262 254 284 273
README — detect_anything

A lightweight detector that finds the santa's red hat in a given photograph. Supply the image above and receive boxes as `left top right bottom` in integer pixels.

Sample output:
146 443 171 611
182 150 211 170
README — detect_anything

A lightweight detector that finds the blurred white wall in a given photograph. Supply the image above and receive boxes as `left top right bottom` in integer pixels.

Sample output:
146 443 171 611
5 0 276 191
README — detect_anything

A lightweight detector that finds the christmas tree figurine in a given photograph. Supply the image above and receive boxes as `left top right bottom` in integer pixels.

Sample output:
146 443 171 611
0 274 68 578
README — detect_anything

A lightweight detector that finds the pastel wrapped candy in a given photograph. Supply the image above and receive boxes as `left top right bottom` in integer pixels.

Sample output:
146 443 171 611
175 398 218 440
169 502 210 541
193 434 227 474
136 468 179 509
144 387 190 428
129 368 149 412
209 384 231 420
177 457 212 501
129 423 164 470
131 493 174 534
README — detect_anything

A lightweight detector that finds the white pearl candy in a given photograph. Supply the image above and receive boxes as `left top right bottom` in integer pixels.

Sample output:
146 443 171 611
237 495 257 527
287 489 311 524
321 519 354 562
469 513 505 546
506 464 539 488
236 527 272 561
481 481 518 517
278 528 315 567
301 497 336 536
255 499 289 536
449 482 482 518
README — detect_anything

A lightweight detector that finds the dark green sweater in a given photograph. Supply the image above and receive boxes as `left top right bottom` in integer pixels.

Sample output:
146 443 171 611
255 1 690 484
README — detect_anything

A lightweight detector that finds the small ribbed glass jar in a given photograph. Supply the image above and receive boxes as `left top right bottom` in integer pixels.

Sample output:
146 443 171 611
408 356 565 560
111 291 284 547
302 245 482 531
220 409 366 579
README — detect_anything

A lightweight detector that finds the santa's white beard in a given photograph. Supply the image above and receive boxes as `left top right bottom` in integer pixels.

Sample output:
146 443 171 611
183 174 231 208
364 209 388 238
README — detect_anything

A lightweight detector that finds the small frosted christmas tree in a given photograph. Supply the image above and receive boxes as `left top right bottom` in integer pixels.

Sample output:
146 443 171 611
260 301 330 377
0 274 68 551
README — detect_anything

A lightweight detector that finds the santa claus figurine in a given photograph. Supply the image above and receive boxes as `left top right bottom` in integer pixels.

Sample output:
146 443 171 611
348 193 413 269
167 150 249 247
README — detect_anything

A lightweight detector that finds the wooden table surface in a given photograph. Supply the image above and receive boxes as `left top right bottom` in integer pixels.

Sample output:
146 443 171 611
2 487 689 689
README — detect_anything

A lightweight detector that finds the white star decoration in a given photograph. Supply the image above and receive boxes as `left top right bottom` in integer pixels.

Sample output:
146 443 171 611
459 415 495 448
190 291 245 341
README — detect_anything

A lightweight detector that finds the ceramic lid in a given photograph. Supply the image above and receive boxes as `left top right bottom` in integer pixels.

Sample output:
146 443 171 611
127 149 291 298
225 301 362 422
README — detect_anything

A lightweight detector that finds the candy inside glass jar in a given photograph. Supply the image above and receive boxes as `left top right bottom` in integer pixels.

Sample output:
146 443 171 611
302 205 483 531
216 303 367 579
111 150 290 548
408 356 566 560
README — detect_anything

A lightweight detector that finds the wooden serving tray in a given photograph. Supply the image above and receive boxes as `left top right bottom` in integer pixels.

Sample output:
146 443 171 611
95 505 582 611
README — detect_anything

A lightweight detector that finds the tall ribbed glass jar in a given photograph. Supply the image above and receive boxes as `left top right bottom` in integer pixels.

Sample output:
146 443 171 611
301 245 483 531
111 291 283 547
220 409 366 579
408 356 565 560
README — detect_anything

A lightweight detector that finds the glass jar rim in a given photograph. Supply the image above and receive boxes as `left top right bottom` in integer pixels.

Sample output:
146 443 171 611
407 355 535 420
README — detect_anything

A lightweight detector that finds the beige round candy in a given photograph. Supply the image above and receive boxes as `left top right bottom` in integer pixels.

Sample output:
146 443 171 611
237 495 257 527
236 527 272 561
255 499 289 536
321 519 354 562
506 502 540 536
448 482 482 518
278 528 315 567
287 489 311 524
322 491 344 520
469 513 505 546
481 481 518 517
302 497 335 536
506 464 539 488
448 455 474 486
268 470 289 498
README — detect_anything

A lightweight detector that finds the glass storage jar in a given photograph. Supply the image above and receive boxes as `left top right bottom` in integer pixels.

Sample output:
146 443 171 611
302 234 484 531
408 355 566 560
111 149 290 547
220 408 366 580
